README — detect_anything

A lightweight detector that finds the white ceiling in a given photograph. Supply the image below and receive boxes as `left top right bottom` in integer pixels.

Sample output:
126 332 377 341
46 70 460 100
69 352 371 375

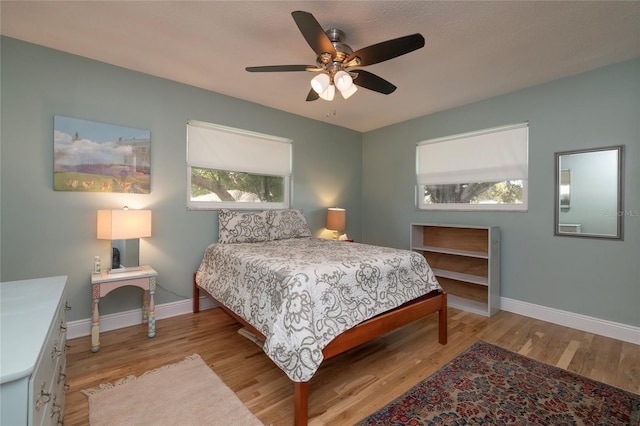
2 1 639 132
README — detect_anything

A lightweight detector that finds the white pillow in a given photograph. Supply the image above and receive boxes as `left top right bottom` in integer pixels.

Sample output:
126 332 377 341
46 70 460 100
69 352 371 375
218 209 269 243
266 209 312 240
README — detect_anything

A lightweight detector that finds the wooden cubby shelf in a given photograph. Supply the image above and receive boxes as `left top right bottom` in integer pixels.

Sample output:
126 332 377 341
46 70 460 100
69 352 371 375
411 223 500 317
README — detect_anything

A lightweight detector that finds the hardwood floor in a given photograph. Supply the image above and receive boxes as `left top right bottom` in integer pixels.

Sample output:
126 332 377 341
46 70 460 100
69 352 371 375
64 307 639 425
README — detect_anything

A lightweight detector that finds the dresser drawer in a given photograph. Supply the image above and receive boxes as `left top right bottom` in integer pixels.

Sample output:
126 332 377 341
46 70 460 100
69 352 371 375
48 360 68 426
29 288 68 426
1 276 67 426
34 349 67 426
35 363 67 426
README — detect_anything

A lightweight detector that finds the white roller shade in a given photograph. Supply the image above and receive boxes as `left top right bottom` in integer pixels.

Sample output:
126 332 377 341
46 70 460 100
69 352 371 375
417 123 528 185
187 121 291 176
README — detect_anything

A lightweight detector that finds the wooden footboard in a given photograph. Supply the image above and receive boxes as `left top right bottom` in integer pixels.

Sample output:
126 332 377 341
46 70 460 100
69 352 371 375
193 273 200 313
193 273 448 426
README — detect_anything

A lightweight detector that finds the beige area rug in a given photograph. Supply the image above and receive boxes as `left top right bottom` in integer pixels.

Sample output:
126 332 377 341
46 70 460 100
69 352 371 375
81 354 263 426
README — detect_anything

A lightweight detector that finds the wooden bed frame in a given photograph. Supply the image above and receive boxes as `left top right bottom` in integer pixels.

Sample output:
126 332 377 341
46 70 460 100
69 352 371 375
193 274 447 426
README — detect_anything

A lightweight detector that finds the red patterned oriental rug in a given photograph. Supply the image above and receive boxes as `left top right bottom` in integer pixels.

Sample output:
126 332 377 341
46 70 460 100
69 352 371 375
357 341 639 425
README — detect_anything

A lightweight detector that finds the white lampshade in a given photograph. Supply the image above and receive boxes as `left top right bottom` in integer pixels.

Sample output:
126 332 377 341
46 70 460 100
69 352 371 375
319 84 335 101
340 83 358 99
97 209 152 240
334 70 353 92
311 73 330 94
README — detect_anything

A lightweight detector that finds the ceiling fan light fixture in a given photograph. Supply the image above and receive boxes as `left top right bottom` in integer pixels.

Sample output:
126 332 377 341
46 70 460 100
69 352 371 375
311 73 330 94
334 70 353 92
340 83 358 99
319 84 335 101
247 12 425 102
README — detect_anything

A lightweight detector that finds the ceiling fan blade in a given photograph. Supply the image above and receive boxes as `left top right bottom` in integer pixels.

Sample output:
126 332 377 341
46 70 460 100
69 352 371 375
346 33 425 67
306 88 319 102
352 70 397 94
291 11 336 57
246 65 312 72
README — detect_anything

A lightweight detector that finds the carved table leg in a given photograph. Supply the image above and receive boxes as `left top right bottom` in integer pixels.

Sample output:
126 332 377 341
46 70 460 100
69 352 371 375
91 294 100 352
148 276 156 338
142 288 149 324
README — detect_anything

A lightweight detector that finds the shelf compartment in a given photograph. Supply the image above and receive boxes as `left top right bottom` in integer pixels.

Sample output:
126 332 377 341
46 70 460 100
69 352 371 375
412 245 489 259
411 223 499 317
435 275 489 302
421 226 489 254
433 269 488 286
424 252 488 281
447 294 489 316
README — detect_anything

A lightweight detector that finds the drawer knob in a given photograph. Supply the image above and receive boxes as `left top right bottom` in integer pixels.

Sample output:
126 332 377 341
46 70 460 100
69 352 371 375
58 367 70 390
51 341 63 359
50 396 61 418
35 387 51 410
65 301 72 311
59 321 67 334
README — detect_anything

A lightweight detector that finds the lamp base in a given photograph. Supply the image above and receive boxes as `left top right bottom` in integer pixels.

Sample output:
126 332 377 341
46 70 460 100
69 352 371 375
109 266 142 274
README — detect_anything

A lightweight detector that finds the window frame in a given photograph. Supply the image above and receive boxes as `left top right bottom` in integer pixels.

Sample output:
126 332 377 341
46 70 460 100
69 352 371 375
186 120 292 210
416 123 529 211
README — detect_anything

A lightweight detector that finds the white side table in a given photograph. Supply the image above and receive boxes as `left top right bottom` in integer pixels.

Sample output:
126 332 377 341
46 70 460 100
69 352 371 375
90 265 157 352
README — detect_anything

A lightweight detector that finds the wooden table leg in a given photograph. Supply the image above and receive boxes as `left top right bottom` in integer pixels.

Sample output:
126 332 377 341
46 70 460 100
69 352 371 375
148 276 156 338
294 381 309 426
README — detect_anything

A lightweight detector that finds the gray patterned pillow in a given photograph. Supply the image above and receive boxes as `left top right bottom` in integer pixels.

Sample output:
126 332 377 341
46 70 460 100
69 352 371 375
266 209 312 240
218 209 269 243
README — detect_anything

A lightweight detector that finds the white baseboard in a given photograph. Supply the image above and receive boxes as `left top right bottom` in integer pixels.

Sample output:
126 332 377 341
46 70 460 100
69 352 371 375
69 295 639 345
67 296 217 340
500 297 640 345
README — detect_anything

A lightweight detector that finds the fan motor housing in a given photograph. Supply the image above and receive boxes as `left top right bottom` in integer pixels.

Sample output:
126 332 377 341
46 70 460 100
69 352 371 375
326 28 352 62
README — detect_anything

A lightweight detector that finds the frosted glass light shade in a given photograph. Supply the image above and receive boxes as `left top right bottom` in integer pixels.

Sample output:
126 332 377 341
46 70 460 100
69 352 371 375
334 70 353 92
340 84 358 99
97 209 152 240
319 84 335 101
311 73 330 94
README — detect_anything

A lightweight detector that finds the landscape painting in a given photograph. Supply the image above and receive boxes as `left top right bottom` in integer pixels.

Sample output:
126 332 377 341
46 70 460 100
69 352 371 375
54 116 151 193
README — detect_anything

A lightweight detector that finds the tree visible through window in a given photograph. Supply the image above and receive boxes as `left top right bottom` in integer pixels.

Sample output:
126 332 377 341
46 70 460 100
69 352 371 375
186 120 292 210
417 123 528 211
423 181 524 205
190 168 284 203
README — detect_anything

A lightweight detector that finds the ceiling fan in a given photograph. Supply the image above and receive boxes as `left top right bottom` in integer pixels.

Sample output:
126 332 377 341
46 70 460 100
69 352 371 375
246 11 425 101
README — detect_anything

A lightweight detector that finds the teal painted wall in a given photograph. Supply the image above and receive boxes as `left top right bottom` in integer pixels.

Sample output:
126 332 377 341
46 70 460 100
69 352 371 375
0 37 362 321
362 58 639 327
2 36 638 329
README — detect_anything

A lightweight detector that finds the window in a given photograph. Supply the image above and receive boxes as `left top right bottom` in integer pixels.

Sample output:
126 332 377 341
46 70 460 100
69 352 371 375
187 120 292 210
416 123 528 211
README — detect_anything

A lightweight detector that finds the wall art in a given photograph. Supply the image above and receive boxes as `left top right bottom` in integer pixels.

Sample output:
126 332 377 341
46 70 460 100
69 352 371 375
54 116 150 193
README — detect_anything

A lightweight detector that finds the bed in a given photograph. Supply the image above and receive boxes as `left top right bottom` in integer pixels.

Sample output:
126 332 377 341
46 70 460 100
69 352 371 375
193 209 447 425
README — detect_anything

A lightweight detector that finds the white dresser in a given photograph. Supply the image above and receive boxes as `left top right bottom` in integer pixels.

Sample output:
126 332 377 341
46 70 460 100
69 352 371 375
1 276 69 425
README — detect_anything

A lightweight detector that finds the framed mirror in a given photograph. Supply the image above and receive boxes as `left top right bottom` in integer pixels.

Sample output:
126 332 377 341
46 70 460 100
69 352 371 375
554 145 624 239
111 239 141 271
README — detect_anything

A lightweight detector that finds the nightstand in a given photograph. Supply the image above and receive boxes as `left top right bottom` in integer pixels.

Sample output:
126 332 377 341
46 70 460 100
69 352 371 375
90 265 157 352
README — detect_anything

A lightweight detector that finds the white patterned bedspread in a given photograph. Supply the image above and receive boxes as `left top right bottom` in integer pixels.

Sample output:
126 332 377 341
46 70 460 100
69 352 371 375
195 237 441 382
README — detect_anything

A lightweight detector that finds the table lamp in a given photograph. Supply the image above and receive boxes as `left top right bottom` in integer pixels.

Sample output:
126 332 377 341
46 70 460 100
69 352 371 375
97 207 152 273
326 207 346 240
